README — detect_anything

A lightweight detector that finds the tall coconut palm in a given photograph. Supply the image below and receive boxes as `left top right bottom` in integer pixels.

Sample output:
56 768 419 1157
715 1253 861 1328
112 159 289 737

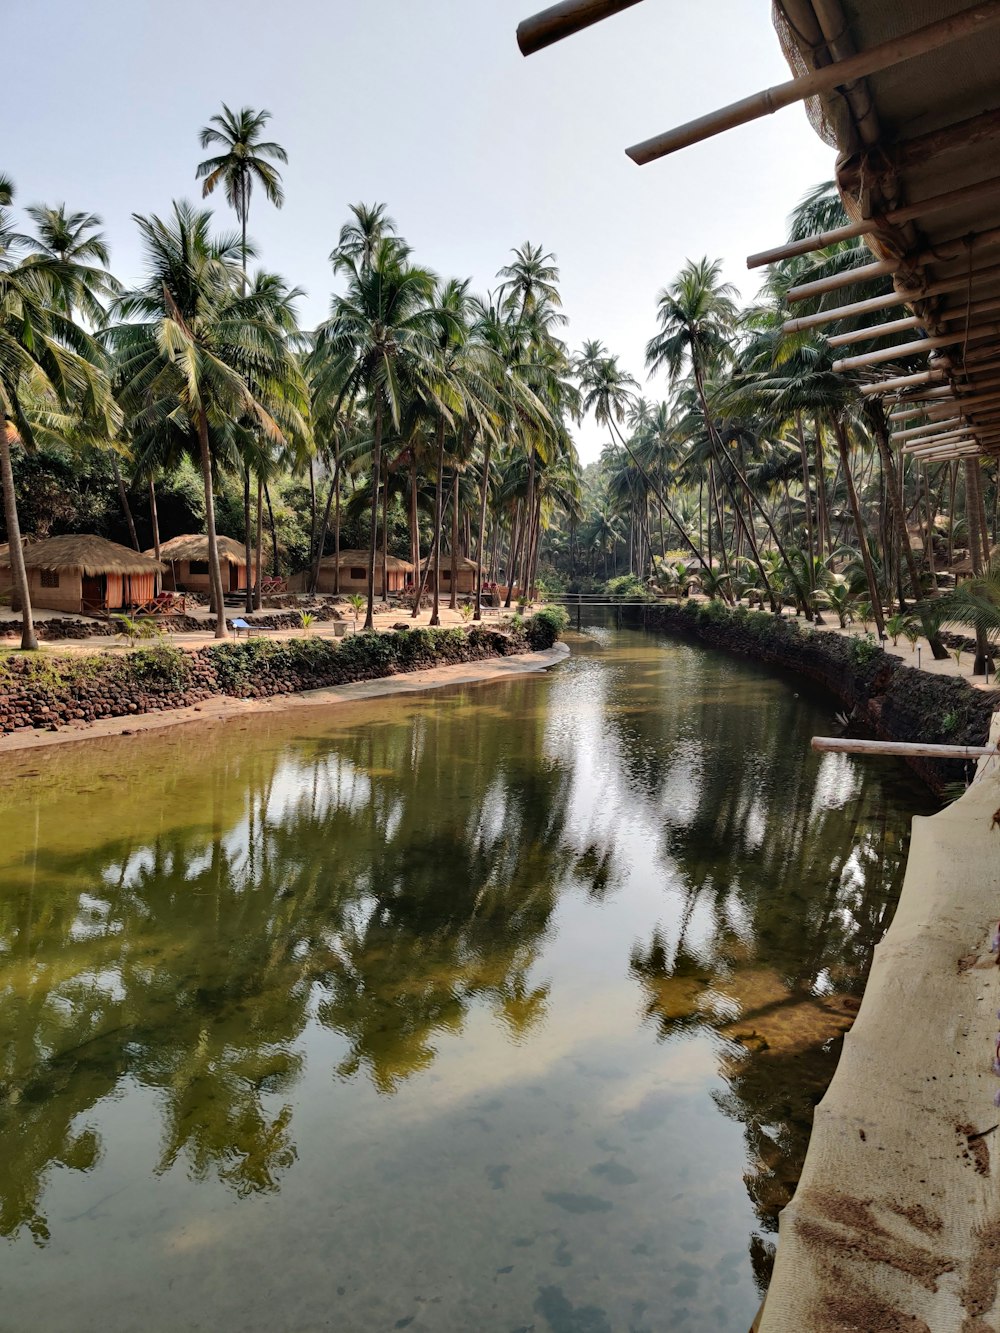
574 340 711 576
196 105 286 283
0 182 115 648
197 105 288 608
313 234 443 631
106 201 306 639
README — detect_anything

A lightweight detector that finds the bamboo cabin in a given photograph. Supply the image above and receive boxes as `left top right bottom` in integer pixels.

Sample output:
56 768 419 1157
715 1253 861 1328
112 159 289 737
1 535 163 615
315 549 414 595
151 534 256 594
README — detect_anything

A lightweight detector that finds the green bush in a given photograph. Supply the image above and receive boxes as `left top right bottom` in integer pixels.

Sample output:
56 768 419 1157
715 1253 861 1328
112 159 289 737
603 573 652 602
124 644 191 692
526 606 568 650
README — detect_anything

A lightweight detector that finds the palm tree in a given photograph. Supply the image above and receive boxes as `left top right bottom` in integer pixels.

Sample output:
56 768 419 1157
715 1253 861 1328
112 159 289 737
574 340 712 578
313 232 442 631
0 180 115 648
197 104 288 611
106 201 306 639
196 104 287 283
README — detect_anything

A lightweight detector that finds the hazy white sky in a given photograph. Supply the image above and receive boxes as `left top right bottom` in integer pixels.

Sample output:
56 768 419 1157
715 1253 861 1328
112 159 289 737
7 0 833 461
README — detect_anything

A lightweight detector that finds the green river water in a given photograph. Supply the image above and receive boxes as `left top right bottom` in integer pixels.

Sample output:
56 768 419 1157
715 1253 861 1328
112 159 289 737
0 623 936 1332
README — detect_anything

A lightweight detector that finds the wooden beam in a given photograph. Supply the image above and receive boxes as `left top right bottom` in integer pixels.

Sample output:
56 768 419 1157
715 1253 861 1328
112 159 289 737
517 0 643 54
888 105 1000 172
833 334 965 373
626 3 1000 164
812 737 999 759
901 429 986 450
747 173 1000 270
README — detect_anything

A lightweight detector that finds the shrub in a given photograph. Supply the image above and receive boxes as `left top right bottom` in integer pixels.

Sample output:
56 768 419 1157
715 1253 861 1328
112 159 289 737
525 606 568 650
851 632 880 665
125 644 191 692
604 573 652 602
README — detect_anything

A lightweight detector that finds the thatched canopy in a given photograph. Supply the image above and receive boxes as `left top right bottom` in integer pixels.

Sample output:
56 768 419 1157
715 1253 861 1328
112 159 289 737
149 534 250 566
319 548 414 572
421 553 478 571
3 534 162 575
949 544 1000 577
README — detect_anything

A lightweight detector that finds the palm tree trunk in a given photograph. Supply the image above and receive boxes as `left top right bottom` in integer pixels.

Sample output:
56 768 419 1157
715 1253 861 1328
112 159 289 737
311 461 339 594
333 435 342 596
474 439 493 621
429 422 446 626
381 470 390 605
797 413 815 564
254 474 264 610
148 476 161 562
112 455 140 550
243 466 254 614
449 471 459 611
196 409 229 640
308 458 317 572
265 482 279 577
1 425 36 650
965 458 991 674
834 418 884 638
505 501 525 609
364 399 383 632
410 457 419 580
869 409 948 658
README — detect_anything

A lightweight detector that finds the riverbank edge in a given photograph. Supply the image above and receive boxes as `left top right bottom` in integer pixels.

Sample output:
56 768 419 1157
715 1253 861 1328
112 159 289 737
0 639 569 755
627 600 999 794
757 719 1000 1329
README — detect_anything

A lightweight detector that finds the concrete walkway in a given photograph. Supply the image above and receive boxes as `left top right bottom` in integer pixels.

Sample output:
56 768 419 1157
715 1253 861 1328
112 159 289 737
758 714 1000 1330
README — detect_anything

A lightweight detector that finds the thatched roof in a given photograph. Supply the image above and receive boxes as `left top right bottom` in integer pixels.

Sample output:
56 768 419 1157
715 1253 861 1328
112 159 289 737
7 534 163 575
949 545 1000 576
148 534 251 566
421 553 478 571
319 548 414 572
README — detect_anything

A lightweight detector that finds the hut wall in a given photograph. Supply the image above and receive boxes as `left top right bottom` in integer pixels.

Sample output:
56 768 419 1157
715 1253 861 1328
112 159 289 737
21 568 84 614
439 567 476 596
170 557 253 594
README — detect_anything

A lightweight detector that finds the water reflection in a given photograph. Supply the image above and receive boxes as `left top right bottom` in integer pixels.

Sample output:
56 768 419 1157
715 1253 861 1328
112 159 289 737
0 625 934 1331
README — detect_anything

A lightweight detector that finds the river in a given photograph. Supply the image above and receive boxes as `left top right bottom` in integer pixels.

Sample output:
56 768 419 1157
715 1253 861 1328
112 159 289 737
0 622 936 1332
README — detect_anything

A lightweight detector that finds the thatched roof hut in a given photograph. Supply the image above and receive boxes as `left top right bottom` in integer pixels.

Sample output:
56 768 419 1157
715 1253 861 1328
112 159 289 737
420 553 478 594
949 545 1000 578
1 534 162 615
315 549 414 595
148 533 256 593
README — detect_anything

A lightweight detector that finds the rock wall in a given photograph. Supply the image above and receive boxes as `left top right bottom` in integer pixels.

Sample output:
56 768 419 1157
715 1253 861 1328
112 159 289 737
0 616 561 738
632 601 999 793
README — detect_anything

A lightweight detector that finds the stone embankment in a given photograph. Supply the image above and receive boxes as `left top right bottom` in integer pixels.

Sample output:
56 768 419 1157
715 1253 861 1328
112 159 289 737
0 614 563 739
0 596 349 641
631 600 999 793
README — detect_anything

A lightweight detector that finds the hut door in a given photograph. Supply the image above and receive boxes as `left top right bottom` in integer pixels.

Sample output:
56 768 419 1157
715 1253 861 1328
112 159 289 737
229 562 242 592
82 575 104 610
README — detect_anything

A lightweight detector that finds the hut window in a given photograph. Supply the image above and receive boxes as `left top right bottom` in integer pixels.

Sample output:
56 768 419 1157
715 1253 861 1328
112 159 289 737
40 570 59 588
442 570 451 581
350 567 365 579
188 560 209 575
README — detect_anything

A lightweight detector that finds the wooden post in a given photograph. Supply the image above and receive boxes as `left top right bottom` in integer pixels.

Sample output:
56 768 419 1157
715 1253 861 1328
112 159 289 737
626 3 1000 163
517 0 643 54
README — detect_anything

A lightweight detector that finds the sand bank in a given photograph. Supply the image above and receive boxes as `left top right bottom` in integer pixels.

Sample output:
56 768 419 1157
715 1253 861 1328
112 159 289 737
0 643 569 755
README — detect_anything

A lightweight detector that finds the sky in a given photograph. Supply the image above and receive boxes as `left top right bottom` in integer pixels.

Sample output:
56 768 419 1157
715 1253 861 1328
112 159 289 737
6 0 833 463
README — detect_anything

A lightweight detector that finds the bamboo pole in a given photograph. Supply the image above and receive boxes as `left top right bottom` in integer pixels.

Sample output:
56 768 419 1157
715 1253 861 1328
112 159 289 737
892 418 962 442
748 173 1000 270
787 259 896 304
811 738 999 759
782 263 1000 333
861 370 947 396
626 3 1000 164
828 314 922 347
833 334 964 373
517 0 643 54
901 430 987 451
